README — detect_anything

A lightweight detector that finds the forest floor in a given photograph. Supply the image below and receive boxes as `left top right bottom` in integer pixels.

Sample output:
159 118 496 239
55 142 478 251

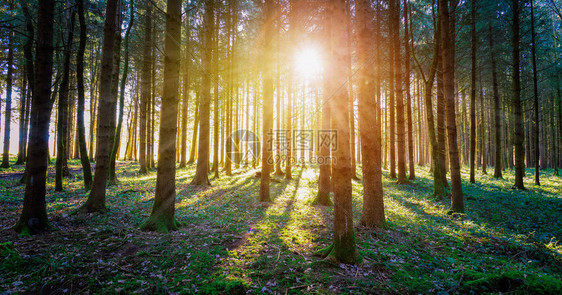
0 159 561 294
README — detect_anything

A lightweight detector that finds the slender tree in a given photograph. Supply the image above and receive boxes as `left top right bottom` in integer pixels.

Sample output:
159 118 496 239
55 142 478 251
109 1 135 185
469 0 477 183
139 3 151 174
76 0 92 190
191 0 214 186
142 0 182 233
1 0 15 168
357 0 384 227
511 0 525 190
79 0 122 213
259 0 275 203
439 0 464 212
55 1 75 191
530 0 540 186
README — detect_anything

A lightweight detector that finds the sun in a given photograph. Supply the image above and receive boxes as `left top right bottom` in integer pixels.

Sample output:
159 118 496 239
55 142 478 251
294 45 323 79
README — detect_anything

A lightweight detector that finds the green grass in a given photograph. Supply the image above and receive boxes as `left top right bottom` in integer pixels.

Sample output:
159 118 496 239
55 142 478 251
0 160 560 294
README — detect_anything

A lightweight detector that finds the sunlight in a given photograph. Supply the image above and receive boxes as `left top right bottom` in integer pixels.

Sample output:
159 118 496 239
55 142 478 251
293 45 323 79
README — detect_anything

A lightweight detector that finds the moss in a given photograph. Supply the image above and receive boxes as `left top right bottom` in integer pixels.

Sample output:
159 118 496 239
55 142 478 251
140 214 182 233
312 191 333 206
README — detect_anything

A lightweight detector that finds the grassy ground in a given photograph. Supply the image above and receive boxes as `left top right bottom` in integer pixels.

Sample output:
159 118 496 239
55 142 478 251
0 159 561 294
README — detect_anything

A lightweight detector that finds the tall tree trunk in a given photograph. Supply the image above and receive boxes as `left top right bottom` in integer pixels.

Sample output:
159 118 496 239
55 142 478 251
488 24 502 178
109 1 134 185
436 45 448 188
357 0 384 227
180 16 191 168
317 0 359 264
404 0 415 180
139 3 151 174
469 0 477 183
191 0 213 186
259 0 275 203
55 3 75 191
16 70 28 165
314 10 332 207
530 0 540 185
1 0 15 168
212 8 220 178
141 0 182 233
79 0 122 213
512 0 525 189
440 0 463 212
188 94 199 164
14 0 55 235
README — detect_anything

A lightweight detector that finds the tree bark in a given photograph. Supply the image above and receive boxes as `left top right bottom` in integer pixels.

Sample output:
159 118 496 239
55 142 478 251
139 3 151 174
79 0 122 213
109 1 134 185
511 0 525 189
14 0 56 235
1 0 15 168
55 3 75 191
469 0 477 183
357 0 384 227
530 0 540 185
440 0 463 212
404 0 415 180
191 0 214 186
259 0 275 203
141 0 182 233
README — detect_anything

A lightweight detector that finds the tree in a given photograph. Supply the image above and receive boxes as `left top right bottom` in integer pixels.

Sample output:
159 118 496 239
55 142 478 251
76 0 93 191
488 23 502 179
259 0 275 203
141 0 182 233
404 0 415 180
317 0 360 264
439 0 464 212
357 0 384 227
79 0 122 213
14 0 56 235
109 1 135 185
179 15 191 168
191 0 214 186
55 0 75 191
511 0 525 190
530 0 540 186
469 0 477 183
139 3 151 175
1 0 15 169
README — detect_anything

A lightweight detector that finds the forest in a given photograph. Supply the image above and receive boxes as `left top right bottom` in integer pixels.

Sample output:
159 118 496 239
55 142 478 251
0 0 561 293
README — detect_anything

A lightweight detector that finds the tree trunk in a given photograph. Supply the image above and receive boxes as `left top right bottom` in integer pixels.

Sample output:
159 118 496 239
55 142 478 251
180 16 191 168
188 94 199 164
79 0 122 213
404 0 415 180
512 0 525 189
469 0 477 183
1 0 14 168
55 3 75 191
212 7 220 179
259 0 275 203
139 3 151 174
357 0 384 227
14 0 55 235
440 0 463 212
315 11 332 207
191 0 214 186
530 0 540 185
318 0 359 264
109 2 134 185
141 0 182 233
